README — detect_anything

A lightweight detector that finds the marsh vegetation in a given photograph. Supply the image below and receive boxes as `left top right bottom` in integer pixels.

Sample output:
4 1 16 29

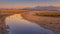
35 11 60 17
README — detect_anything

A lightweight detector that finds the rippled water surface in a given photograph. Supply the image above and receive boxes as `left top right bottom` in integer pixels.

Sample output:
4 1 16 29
5 14 54 34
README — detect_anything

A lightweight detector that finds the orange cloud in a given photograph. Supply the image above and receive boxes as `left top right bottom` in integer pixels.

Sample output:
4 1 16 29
0 3 60 8
0 4 34 8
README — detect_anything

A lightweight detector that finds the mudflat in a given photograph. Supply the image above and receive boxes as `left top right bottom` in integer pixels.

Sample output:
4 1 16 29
22 11 60 34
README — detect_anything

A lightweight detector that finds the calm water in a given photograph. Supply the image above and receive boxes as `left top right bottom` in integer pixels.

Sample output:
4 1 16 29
5 14 54 34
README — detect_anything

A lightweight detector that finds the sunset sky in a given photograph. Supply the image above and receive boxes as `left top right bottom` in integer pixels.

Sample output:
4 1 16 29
0 0 60 8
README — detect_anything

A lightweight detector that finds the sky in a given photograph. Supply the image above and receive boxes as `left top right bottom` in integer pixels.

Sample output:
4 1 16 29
0 0 60 8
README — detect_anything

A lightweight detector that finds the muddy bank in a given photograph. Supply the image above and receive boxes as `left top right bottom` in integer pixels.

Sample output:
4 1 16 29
22 11 60 34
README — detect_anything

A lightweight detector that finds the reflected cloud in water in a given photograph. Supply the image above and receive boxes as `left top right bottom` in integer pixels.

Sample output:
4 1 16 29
5 14 54 34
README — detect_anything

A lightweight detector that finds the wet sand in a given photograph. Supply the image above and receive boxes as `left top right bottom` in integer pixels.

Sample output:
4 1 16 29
22 11 60 34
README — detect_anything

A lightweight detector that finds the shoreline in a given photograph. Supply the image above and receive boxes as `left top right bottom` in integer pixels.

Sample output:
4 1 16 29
21 11 60 34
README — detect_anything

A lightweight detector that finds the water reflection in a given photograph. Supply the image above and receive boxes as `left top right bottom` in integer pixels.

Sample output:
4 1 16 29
5 14 54 34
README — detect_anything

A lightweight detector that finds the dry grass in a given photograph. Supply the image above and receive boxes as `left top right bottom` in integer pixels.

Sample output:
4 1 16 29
0 10 30 13
35 11 60 17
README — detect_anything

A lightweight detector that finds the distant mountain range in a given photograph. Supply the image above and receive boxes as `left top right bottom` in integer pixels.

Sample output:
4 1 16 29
22 6 60 11
0 6 60 11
